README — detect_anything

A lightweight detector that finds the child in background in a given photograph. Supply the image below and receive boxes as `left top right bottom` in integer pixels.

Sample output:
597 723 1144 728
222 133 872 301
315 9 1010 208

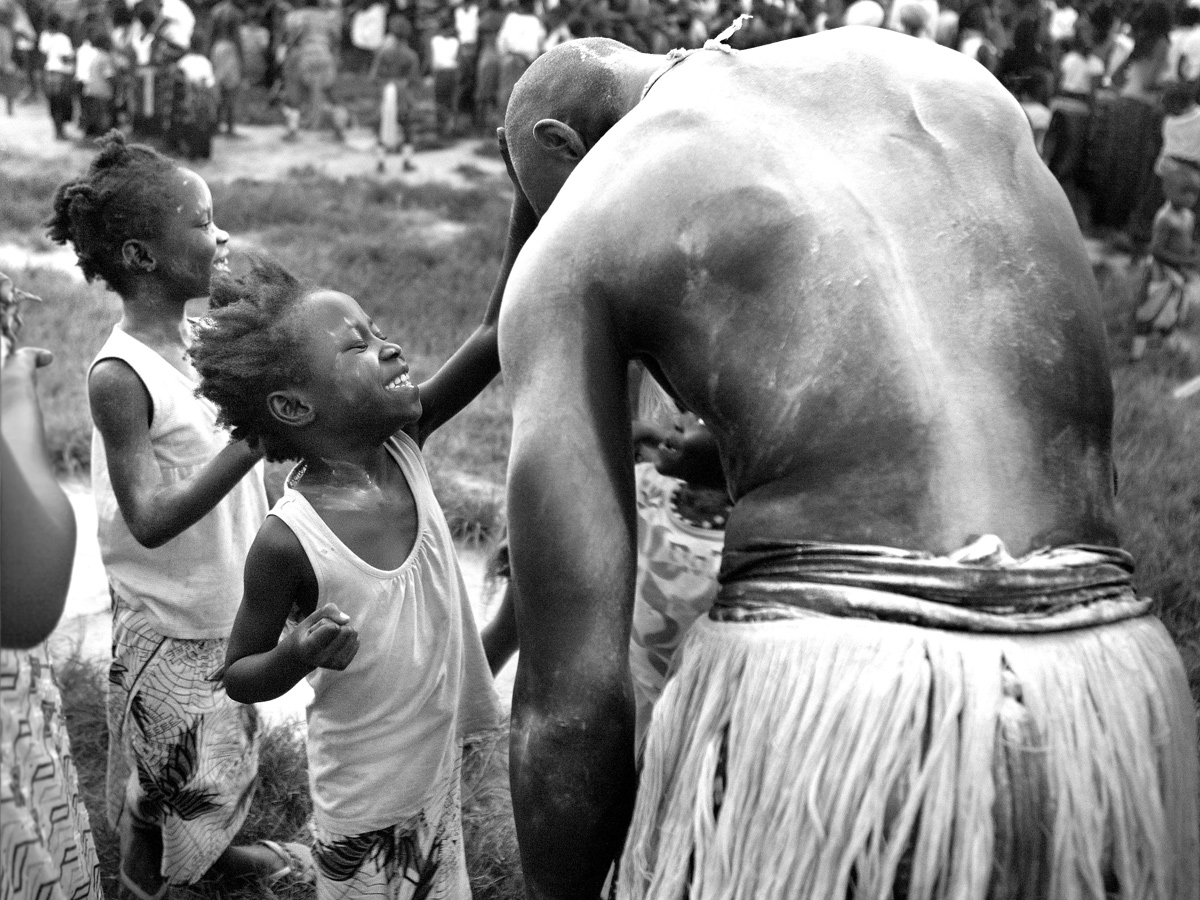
1131 154 1200 360
189 255 504 898
1159 78 1200 169
1015 70 1054 158
73 29 96 130
1046 29 1105 186
1 276 103 900
626 376 729 749
482 373 729 751
429 14 460 139
370 15 421 173
172 33 219 159
45 133 311 899
39 12 73 139
80 30 116 136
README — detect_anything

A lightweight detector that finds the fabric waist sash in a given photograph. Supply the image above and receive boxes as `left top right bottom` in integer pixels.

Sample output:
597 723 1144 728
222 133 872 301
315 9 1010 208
715 534 1150 633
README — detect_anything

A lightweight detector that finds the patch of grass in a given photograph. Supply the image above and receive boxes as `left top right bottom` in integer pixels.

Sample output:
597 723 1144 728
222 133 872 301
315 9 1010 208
58 652 522 899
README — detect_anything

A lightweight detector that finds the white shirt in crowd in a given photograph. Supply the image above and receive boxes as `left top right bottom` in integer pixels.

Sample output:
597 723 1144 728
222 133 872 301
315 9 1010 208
1166 25 1200 81
73 38 96 82
39 30 74 74
158 0 196 51
430 33 460 70
177 51 216 87
1048 3 1078 42
454 1 479 45
496 11 545 61
1162 106 1200 167
1059 50 1104 93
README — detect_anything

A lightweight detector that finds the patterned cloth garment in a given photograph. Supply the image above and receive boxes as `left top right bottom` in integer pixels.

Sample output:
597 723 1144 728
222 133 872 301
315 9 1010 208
106 598 261 884
1 645 103 900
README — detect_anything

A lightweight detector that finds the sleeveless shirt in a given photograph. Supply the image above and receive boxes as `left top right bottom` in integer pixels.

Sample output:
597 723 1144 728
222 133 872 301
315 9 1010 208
270 432 501 834
89 326 267 638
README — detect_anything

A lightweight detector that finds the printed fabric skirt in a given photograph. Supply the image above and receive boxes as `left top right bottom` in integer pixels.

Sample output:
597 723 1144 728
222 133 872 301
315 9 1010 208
106 597 260 884
311 761 470 900
1 645 103 900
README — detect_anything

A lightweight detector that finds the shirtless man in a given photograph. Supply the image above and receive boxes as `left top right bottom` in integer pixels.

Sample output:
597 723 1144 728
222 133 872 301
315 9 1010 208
495 26 1200 900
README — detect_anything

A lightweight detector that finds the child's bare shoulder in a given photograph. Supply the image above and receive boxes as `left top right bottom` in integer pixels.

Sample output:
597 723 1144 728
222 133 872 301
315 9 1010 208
246 514 318 614
251 514 309 567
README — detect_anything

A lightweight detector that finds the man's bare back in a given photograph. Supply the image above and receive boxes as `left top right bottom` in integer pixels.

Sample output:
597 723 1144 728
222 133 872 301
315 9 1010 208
505 27 1115 559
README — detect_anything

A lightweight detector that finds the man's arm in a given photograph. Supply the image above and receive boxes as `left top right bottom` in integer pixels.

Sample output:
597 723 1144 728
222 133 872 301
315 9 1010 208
410 130 539 443
501 243 639 900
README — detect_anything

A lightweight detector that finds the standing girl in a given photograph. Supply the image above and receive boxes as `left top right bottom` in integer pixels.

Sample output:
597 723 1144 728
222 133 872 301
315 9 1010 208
38 12 73 139
45 132 312 899
189 253 511 898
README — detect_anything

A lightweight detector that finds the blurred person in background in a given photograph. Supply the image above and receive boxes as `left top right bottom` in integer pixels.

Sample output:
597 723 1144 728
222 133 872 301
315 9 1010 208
473 0 503 128
281 0 342 139
39 10 73 138
79 25 114 135
429 12 461 137
1089 0 1172 240
454 0 479 130
496 0 544 118
209 0 245 135
370 14 420 169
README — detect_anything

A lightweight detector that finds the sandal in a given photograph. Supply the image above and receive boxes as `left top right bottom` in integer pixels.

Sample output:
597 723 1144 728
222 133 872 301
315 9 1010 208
120 869 169 900
261 840 318 885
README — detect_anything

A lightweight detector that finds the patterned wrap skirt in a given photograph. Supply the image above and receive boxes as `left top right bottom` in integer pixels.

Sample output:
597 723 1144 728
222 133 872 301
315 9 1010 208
106 595 260 884
1 645 102 900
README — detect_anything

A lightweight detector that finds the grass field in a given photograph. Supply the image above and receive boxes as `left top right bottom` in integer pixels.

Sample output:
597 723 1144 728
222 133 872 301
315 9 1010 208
4 157 1199 894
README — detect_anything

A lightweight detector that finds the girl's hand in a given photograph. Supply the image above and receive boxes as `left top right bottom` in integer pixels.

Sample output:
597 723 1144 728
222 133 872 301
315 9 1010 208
291 603 359 671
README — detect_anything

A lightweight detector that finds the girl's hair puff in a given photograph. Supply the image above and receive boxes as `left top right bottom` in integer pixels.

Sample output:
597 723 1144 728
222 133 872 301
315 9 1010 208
45 131 181 295
190 256 313 462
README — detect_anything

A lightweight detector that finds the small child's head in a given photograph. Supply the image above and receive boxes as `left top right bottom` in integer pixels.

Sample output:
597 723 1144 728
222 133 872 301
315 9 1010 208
192 257 419 463
1156 155 1200 210
634 373 725 490
45 131 228 301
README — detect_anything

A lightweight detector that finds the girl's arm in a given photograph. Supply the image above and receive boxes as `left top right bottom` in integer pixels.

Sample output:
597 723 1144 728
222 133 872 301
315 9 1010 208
89 359 264 548
223 517 359 702
1 348 76 648
408 131 539 445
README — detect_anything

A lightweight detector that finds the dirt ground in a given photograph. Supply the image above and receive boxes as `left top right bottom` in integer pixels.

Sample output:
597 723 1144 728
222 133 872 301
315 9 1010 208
0 96 507 186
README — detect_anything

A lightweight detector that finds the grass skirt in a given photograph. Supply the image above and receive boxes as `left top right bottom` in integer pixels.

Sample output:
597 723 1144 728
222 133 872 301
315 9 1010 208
619 613 1199 900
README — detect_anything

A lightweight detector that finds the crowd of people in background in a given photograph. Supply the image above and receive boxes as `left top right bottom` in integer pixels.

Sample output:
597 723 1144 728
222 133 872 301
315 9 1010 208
1 0 1198 320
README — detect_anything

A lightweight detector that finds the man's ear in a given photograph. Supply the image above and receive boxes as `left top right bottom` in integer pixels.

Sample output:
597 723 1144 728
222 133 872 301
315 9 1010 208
532 118 587 161
267 390 315 427
121 239 156 273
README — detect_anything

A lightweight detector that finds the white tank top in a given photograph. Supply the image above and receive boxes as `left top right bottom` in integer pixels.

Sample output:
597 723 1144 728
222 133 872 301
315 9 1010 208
90 326 267 638
270 433 501 834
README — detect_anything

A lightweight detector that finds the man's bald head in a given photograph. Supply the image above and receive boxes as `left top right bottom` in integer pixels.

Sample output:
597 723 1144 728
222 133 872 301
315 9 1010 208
504 38 641 215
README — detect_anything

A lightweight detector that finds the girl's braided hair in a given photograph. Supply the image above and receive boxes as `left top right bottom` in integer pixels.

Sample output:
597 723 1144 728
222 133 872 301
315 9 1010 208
190 255 313 462
45 131 179 294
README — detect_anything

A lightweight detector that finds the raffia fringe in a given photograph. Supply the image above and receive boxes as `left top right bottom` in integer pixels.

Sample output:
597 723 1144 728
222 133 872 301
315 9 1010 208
618 614 1200 900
